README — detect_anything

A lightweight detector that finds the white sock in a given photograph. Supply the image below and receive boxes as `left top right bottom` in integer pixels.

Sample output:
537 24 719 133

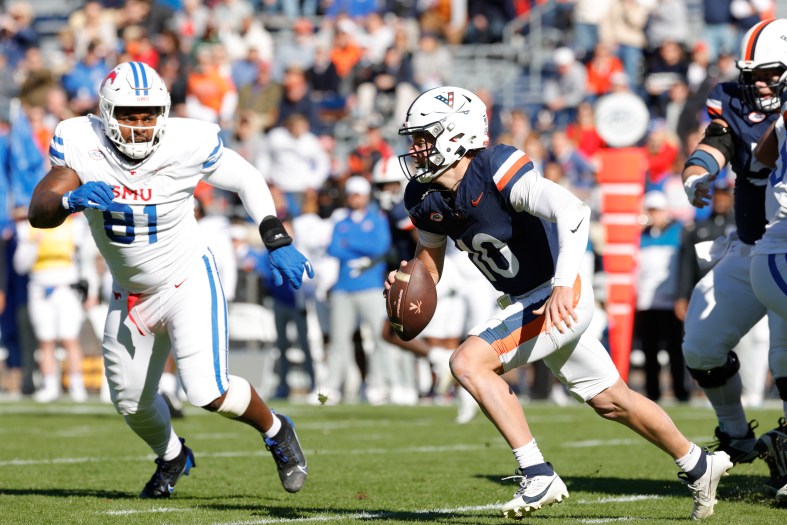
264 413 282 438
513 439 545 470
163 431 183 461
675 443 702 473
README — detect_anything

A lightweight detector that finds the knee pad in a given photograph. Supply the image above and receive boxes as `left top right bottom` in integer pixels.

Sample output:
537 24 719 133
687 351 740 389
216 375 252 418
776 377 787 402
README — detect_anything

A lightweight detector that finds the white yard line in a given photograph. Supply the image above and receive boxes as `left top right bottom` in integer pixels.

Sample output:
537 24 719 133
0 444 495 467
98 497 663 523
103 507 188 515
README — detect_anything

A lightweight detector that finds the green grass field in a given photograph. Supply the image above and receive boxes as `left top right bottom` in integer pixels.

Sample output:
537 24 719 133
0 400 784 524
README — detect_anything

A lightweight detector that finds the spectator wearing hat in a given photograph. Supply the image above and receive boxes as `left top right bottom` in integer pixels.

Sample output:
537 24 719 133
635 190 689 402
321 176 395 405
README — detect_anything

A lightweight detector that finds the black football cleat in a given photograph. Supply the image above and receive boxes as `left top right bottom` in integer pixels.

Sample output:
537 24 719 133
139 438 195 498
709 421 759 464
264 414 308 493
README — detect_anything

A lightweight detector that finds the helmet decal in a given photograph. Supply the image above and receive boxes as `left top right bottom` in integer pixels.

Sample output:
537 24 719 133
434 91 454 108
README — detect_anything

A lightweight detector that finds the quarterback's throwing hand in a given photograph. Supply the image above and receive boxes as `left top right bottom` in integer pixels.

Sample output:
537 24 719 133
269 245 315 289
64 181 115 212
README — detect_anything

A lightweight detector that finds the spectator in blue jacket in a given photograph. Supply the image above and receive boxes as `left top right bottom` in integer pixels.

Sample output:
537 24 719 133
320 176 394 404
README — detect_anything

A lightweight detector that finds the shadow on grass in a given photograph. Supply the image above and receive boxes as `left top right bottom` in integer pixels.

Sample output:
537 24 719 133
197 503 500 523
0 487 133 499
475 471 777 505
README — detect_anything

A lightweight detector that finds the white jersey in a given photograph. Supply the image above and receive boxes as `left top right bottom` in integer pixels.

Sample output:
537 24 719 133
49 116 225 293
755 115 787 255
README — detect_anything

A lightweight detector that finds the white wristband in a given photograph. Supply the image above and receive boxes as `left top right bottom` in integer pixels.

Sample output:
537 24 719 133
61 192 72 212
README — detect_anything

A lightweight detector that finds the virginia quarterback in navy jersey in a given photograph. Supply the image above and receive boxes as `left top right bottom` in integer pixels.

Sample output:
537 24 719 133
386 86 732 520
680 19 787 499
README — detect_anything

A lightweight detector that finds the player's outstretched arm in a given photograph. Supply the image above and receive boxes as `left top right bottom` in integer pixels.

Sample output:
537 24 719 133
29 167 82 228
682 120 731 208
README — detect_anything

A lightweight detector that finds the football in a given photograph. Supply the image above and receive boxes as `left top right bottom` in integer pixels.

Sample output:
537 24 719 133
386 258 437 341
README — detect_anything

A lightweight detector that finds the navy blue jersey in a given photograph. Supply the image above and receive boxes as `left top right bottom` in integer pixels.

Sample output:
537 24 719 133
707 82 778 244
404 145 559 296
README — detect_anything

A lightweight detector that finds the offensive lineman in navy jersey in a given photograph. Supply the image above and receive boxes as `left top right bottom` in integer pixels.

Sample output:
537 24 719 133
680 19 787 499
385 86 732 520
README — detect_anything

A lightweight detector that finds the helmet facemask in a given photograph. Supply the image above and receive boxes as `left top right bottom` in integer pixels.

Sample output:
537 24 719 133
100 104 168 159
737 64 787 113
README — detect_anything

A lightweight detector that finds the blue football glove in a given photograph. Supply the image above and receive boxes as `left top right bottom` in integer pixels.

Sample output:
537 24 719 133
63 181 114 212
268 245 314 289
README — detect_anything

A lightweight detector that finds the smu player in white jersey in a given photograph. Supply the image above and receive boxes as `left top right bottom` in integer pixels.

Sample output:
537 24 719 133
385 87 732 520
747 106 787 504
27 62 313 498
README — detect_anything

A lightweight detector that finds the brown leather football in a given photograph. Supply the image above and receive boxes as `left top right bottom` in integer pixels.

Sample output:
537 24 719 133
385 258 437 341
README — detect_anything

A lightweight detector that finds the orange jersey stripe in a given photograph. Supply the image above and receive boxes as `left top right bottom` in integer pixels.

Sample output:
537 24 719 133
495 154 531 192
490 276 582 357
708 106 722 117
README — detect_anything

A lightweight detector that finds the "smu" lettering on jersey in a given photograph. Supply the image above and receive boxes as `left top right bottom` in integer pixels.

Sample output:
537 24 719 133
112 186 153 201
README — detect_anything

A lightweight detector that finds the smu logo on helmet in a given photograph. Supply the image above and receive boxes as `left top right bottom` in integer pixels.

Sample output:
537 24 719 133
101 69 119 89
435 91 454 108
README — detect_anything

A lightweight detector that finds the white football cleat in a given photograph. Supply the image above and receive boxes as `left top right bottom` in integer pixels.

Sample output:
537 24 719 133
501 462 568 519
678 450 733 520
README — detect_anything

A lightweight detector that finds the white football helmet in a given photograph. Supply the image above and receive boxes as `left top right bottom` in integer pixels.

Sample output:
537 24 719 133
98 61 171 159
736 18 787 113
372 155 407 210
398 86 489 182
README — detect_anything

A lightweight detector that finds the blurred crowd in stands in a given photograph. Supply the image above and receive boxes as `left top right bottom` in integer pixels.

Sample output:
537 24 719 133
0 0 781 409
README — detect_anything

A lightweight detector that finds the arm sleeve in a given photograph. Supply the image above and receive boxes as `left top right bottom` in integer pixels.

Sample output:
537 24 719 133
418 228 448 248
203 147 277 224
509 173 591 287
